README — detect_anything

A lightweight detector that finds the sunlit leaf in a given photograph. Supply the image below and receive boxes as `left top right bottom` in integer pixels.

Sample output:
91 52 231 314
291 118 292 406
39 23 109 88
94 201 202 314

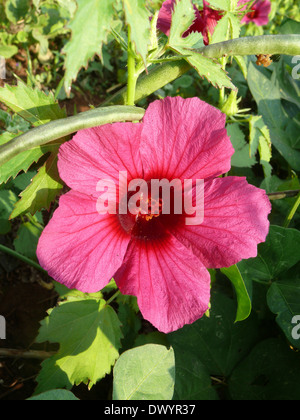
123 0 151 65
221 264 252 322
63 0 115 93
10 152 63 218
0 79 65 126
113 344 175 400
35 298 122 393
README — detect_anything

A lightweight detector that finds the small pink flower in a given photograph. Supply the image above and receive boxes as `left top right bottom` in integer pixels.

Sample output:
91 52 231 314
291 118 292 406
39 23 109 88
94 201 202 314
240 0 271 26
37 97 271 333
157 0 222 45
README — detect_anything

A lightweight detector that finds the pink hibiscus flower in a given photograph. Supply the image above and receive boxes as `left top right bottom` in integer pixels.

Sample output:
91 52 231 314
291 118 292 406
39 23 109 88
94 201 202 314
240 0 271 26
157 0 222 45
37 97 271 333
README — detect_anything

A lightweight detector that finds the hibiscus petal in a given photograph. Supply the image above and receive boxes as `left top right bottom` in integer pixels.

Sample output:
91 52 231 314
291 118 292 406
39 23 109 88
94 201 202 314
114 235 211 333
157 0 175 37
172 176 271 268
37 191 130 292
201 0 223 45
157 0 204 37
241 0 271 26
140 96 234 181
256 0 271 15
58 122 143 197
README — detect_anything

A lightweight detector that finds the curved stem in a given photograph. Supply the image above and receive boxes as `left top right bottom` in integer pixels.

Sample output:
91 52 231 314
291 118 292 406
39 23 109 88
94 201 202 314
105 35 300 106
0 106 145 165
0 348 55 360
106 290 120 305
126 27 137 106
0 244 47 274
103 59 190 106
284 192 300 228
195 34 300 57
267 190 300 200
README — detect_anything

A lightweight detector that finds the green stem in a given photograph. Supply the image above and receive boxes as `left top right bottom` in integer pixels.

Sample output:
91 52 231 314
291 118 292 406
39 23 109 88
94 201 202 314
126 27 137 106
283 192 300 228
219 56 228 107
0 106 145 165
0 244 47 274
194 34 300 57
0 348 55 360
103 59 190 106
106 290 121 305
105 35 300 106
267 190 300 200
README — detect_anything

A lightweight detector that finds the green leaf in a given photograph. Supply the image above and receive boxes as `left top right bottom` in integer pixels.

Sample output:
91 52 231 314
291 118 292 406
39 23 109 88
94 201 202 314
13 220 43 260
247 61 300 170
5 0 30 23
267 273 300 349
123 0 151 65
275 59 300 109
0 44 18 58
247 62 285 129
268 127 300 171
0 189 18 234
249 115 267 156
172 349 219 400
53 283 103 302
258 134 272 178
0 80 65 126
10 152 63 218
248 115 272 177
12 170 37 191
169 0 199 48
229 338 300 400
168 291 259 377
27 389 79 401
168 0 235 90
207 0 233 11
228 11 240 38
0 132 62 184
113 344 175 400
227 123 256 168
211 14 230 44
277 18 300 35
221 265 252 322
35 299 122 393
238 225 300 285
117 301 142 351
211 12 240 44
63 0 115 93
133 331 169 349
175 48 236 90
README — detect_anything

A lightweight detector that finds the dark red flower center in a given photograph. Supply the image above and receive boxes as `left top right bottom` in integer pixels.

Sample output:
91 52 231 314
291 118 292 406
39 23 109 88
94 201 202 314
118 180 184 241
248 9 258 19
